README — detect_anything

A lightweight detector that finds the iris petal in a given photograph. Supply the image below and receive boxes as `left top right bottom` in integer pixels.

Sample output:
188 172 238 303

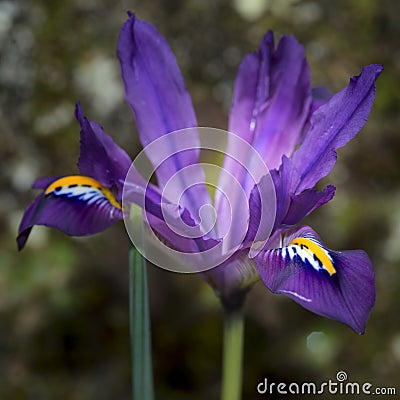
271 156 336 229
282 184 335 226
292 64 383 193
216 33 310 242
221 31 311 197
246 156 335 240
253 226 375 334
17 176 123 250
117 13 211 222
228 31 311 169
75 103 132 200
118 13 198 158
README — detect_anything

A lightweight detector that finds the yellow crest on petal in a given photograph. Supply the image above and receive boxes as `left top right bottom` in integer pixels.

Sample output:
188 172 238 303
45 175 122 210
288 237 336 276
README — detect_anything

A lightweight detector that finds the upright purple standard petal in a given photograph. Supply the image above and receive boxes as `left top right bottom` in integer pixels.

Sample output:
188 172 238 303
216 32 311 237
292 64 383 193
227 31 311 173
263 65 382 231
254 226 375 333
118 13 197 150
118 13 211 222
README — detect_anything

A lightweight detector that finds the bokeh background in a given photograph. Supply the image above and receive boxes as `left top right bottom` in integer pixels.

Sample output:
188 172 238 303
1 0 399 399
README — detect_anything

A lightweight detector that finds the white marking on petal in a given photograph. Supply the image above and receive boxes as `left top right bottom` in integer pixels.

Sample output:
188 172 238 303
282 240 334 274
280 289 312 302
51 185 115 209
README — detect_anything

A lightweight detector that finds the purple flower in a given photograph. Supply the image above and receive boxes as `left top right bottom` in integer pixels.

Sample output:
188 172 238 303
18 13 382 334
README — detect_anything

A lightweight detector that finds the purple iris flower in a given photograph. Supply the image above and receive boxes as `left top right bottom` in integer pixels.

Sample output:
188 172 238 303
18 13 382 334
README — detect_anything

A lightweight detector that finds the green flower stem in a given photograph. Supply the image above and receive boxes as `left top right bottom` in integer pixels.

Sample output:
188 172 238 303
129 247 154 400
221 307 245 400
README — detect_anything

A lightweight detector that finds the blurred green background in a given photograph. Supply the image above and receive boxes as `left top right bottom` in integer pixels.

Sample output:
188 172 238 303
1 0 399 399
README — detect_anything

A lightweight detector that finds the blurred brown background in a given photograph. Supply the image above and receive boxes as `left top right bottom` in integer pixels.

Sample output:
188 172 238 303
1 0 399 399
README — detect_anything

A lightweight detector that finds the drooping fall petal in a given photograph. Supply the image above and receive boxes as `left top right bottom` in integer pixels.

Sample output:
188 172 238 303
253 226 375 334
17 176 123 250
